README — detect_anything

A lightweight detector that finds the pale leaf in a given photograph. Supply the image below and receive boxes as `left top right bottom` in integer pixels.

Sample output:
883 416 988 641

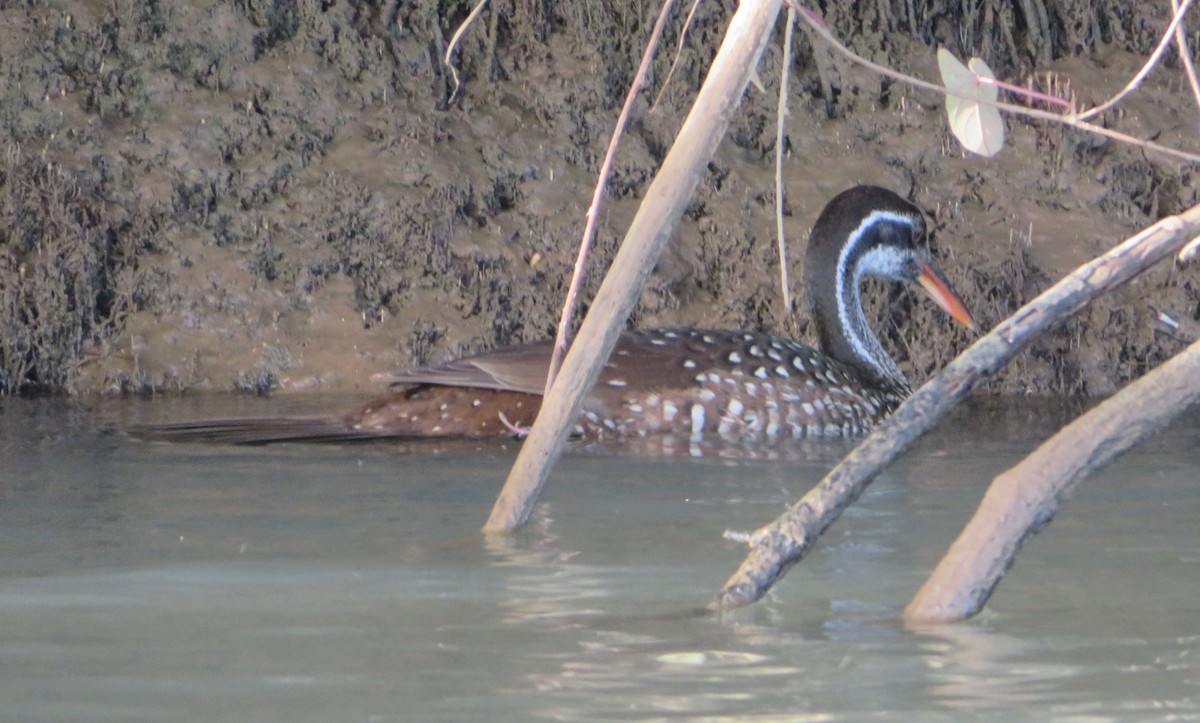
937 48 1005 157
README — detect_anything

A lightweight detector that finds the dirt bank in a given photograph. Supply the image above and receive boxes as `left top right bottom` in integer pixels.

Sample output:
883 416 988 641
1 1 1197 399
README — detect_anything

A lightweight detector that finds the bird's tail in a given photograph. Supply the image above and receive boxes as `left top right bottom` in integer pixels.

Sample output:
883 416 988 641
128 416 389 445
128 387 544 445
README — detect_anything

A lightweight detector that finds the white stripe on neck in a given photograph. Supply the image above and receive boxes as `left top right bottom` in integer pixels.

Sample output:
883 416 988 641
834 210 915 384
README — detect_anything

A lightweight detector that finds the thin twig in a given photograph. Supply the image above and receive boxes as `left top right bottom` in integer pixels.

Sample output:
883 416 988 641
543 0 678 397
1076 0 1194 121
653 0 705 110
977 75 1074 112
787 0 1200 164
443 0 490 104
1171 0 1200 115
774 7 796 334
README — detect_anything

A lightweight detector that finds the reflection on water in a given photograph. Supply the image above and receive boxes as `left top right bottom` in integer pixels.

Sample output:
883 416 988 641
917 623 1079 711
0 395 1198 720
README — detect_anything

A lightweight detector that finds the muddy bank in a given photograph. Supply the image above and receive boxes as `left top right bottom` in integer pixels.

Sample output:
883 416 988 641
1 1 1196 398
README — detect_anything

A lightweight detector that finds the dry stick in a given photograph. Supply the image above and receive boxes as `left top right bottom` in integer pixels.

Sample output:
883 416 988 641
904 336 1200 625
713 202 1200 609
543 0 676 398
773 7 796 336
787 0 1200 164
484 0 784 533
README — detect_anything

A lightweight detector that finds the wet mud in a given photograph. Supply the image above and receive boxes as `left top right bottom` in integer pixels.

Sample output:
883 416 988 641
1 1 1196 399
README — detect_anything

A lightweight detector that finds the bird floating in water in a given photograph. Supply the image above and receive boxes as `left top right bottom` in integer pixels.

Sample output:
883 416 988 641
134 186 974 445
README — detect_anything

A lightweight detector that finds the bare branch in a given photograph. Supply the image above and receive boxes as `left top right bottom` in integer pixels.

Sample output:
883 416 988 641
1076 0 1195 121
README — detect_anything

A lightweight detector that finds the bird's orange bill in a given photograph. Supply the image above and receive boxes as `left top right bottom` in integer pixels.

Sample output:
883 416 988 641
916 261 975 328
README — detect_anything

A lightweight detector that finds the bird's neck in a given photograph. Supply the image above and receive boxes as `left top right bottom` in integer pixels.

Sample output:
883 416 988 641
811 258 910 394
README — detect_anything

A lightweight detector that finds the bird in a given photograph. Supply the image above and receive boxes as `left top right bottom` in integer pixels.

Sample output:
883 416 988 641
133 185 974 446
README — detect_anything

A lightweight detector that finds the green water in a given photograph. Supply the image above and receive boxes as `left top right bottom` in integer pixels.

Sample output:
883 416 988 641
1 396 1197 721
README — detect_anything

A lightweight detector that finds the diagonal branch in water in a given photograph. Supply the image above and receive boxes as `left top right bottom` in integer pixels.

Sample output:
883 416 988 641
713 202 1200 609
486 0 785 534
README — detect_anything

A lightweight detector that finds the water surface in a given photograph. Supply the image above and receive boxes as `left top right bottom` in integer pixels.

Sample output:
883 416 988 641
1 396 1198 721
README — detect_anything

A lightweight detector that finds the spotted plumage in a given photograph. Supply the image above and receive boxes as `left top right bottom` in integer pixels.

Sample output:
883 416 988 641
563 328 906 441
133 186 973 446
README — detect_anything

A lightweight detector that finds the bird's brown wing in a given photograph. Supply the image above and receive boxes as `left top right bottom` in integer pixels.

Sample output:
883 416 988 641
374 331 713 395
375 341 555 394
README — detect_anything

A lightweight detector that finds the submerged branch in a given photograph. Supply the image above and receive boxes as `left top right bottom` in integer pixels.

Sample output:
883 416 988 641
904 336 1200 625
